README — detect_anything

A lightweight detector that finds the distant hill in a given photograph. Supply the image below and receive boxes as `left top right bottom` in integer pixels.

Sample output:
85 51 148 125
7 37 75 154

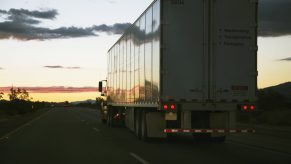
261 82 291 99
71 99 96 105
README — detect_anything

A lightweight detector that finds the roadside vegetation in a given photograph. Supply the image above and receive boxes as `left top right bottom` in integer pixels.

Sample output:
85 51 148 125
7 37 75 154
74 101 97 108
256 89 291 126
72 98 103 109
0 88 51 118
238 88 291 126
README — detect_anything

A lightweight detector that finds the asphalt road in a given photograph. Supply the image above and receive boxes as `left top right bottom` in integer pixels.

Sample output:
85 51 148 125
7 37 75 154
0 107 291 164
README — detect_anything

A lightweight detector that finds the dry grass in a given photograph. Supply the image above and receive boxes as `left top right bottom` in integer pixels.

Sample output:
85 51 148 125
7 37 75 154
237 108 291 127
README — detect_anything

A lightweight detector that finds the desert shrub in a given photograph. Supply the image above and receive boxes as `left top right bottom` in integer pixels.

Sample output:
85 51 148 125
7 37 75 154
258 89 287 111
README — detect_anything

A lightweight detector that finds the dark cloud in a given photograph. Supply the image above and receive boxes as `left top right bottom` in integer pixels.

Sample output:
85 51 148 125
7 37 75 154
0 8 130 40
259 0 291 37
44 65 81 69
0 8 57 26
279 57 291 61
44 65 63 69
92 23 131 34
0 8 57 19
66 66 81 69
10 8 57 19
1 1 291 40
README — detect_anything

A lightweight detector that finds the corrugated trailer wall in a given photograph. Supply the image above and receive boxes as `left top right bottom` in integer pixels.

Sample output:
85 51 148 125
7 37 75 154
107 0 161 106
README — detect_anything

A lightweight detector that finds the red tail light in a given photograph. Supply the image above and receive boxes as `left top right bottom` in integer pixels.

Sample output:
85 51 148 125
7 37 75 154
163 105 168 110
250 105 255 110
241 105 255 111
170 105 175 110
243 105 248 110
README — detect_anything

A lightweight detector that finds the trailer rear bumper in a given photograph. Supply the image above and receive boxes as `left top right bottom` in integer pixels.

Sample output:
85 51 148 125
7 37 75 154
164 129 255 133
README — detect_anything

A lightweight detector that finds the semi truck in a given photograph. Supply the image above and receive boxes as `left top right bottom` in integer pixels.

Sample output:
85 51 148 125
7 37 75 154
99 0 258 141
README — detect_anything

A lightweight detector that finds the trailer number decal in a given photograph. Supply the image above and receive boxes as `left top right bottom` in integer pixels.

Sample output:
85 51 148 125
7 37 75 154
232 86 248 96
218 28 251 47
171 0 184 5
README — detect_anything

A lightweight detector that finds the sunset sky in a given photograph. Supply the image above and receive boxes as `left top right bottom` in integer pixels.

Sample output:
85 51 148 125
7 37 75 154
0 0 290 102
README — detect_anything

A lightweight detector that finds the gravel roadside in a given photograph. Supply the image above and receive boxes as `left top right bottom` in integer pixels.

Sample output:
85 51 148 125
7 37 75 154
0 108 51 138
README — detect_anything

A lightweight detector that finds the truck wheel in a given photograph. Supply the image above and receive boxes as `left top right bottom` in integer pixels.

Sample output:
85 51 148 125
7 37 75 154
107 110 112 127
134 110 141 139
141 111 149 141
117 109 125 127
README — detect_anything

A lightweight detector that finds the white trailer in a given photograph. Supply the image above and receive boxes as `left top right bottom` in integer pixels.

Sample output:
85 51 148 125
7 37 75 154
99 0 258 141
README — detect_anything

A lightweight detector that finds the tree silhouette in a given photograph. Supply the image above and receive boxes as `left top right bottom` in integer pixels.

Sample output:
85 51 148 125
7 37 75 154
9 87 18 101
0 92 3 100
8 87 31 101
19 89 30 101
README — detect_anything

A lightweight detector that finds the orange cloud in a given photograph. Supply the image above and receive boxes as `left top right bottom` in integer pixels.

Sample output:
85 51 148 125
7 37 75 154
0 86 98 93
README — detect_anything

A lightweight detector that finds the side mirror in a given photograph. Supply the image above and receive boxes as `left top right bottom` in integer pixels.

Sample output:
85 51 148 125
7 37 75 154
98 81 103 92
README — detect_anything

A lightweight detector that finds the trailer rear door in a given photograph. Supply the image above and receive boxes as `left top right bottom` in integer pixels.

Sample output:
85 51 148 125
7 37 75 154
162 0 207 102
161 0 257 102
210 0 257 102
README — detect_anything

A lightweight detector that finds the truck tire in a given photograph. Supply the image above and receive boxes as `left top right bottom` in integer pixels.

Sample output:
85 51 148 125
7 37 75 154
118 109 125 127
101 105 107 124
141 111 149 141
134 110 141 139
107 109 112 127
108 108 120 127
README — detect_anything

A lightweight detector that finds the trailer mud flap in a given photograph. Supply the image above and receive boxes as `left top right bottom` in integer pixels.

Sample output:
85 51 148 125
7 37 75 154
146 112 167 138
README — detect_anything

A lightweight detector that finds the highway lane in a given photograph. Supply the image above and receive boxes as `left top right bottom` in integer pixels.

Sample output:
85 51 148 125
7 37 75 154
0 107 291 164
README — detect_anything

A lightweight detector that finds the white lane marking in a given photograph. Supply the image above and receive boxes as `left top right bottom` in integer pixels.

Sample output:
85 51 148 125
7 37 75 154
129 152 149 164
93 128 100 132
76 116 87 124
0 109 52 142
79 118 85 122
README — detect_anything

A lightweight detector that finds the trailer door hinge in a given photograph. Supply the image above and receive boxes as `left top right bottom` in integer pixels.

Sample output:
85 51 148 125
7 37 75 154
161 45 168 49
249 45 258 51
249 46 259 51
250 23 258 28
250 71 258 76
161 70 168 75
249 0 258 3
161 21 169 25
